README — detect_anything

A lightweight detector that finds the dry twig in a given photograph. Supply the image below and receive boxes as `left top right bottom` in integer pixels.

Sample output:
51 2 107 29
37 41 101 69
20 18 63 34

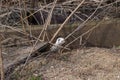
0 36 4 80
50 0 85 42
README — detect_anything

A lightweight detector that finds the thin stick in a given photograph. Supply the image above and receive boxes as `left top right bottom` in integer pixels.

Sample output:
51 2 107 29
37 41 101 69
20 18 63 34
18 0 27 34
22 0 58 68
13 2 54 26
50 0 85 42
64 18 104 49
20 0 58 68
65 0 104 40
0 36 4 80
40 0 58 41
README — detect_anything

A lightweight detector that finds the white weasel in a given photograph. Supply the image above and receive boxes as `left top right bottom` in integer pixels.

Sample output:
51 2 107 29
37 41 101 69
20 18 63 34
50 37 65 51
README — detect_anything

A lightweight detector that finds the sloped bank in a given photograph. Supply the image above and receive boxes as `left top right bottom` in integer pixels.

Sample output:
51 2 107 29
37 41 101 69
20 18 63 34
2 19 120 79
1 19 120 48
40 18 120 48
80 19 120 48
8 47 120 80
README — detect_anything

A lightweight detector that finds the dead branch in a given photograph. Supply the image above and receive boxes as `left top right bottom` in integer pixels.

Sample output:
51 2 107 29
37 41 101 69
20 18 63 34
0 35 4 80
50 0 85 42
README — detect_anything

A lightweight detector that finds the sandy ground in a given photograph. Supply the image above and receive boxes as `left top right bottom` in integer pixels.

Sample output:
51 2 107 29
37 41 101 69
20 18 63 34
5 47 120 80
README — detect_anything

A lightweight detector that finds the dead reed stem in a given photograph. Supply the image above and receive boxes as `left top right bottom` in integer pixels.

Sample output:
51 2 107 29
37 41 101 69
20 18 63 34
65 0 104 40
50 0 85 42
21 0 58 71
63 18 105 50
13 2 54 26
0 36 4 80
40 0 58 41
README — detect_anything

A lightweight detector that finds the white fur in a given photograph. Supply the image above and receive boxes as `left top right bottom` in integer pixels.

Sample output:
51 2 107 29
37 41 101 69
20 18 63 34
50 37 65 51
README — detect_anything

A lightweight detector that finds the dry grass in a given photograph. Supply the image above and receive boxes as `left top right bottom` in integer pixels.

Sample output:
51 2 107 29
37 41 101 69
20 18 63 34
7 47 120 80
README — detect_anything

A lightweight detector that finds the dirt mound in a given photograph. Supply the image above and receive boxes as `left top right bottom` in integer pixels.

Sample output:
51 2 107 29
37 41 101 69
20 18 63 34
8 47 120 80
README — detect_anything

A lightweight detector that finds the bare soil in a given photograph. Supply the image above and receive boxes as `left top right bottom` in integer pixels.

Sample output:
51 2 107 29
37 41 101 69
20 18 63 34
4 47 120 80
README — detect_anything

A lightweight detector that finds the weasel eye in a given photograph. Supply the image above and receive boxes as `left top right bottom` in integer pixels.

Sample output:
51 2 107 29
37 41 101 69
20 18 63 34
57 39 61 42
